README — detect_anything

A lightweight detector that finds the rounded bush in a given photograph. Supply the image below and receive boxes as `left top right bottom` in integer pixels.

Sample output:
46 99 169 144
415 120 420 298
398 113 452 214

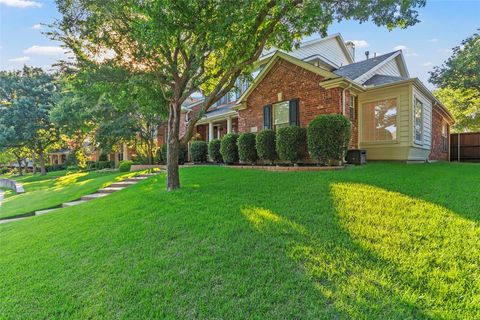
190 141 208 163
276 126 307 164
220 133 239 164
119 160 133 172
256 129 277 164
307 114 351 164
208 139 223 163
238 133 258 164
157 144 187 164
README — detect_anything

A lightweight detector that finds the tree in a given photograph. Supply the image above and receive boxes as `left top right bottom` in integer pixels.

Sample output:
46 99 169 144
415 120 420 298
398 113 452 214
53 0 426 190
430 31 480 132
0 66 60 175
52 66 167 164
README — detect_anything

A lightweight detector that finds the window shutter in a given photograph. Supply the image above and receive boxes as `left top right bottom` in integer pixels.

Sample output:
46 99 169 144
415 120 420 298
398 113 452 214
289 99 299 126
263 105 272 129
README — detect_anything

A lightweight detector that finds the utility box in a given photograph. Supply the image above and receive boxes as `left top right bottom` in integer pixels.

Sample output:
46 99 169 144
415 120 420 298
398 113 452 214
347 149 367 165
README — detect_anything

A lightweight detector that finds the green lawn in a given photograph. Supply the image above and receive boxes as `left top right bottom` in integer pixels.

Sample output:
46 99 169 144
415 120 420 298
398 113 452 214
0 170 137 219
0 163 479 319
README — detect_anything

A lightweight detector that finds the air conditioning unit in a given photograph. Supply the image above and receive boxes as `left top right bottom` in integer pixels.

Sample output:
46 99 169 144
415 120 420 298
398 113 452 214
347 149 367 165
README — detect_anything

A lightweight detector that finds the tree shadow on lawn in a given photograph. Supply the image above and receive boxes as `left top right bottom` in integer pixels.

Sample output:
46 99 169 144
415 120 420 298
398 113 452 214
242 184 479 319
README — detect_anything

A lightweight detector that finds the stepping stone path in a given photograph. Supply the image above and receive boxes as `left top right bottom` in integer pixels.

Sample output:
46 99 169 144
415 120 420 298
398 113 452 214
0 172 159 225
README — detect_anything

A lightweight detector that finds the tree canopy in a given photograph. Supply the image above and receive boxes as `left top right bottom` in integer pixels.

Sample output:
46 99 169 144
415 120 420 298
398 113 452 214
0 66 60 175
430 31 480 132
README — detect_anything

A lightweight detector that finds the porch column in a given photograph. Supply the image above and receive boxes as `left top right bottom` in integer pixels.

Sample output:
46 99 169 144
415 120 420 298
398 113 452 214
227 117 232 134
208 122 214 142
123 143 129 161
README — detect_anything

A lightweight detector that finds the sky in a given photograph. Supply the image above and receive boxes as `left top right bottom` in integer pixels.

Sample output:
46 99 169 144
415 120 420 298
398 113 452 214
0 0 479 89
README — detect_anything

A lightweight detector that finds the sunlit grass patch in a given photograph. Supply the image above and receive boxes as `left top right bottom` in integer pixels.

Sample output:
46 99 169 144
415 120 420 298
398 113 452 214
331 182 480 319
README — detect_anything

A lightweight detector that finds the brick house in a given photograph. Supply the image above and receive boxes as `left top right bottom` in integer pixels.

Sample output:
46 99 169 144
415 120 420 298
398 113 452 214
162 33 454 162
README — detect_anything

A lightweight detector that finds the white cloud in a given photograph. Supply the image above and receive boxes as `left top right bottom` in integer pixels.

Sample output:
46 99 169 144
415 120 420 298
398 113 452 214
405 52 419 57
437 48 452 54
422 62 433 67
393 45 408 51
349 40 369 48
31 23 42 29
23 45 64 55
8 56 30 62
0 0 42 8
429 38 439 43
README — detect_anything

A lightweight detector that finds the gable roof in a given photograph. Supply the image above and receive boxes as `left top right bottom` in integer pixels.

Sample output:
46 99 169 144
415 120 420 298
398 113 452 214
333 51 400 81
235 51 338 106
363 74 409 86
260 33 354 68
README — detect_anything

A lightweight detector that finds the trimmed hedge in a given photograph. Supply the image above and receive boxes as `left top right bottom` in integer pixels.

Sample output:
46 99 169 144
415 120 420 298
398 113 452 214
208 139 223 163
238 133 258 164
220 133 239 164
45 164 67 172
191 141 208 163
119 160 133 172
276 126 307 164
256 129 277 164
308 114 351 164
157 144 187 164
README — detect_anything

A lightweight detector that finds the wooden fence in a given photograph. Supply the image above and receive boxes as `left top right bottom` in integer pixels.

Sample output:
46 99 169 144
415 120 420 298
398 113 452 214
450 132 480 162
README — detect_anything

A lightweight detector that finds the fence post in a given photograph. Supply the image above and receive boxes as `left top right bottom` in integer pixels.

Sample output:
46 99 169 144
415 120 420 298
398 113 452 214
458 133 461 162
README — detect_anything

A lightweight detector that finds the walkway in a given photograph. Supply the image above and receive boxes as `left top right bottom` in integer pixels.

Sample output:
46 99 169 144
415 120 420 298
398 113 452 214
0 172 159 225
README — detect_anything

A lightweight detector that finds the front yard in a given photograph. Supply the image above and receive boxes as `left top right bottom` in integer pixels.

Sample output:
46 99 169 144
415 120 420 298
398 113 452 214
0 163 479 319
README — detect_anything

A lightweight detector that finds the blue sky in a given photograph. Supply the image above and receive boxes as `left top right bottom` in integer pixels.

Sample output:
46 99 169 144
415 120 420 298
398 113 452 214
0 0 478 89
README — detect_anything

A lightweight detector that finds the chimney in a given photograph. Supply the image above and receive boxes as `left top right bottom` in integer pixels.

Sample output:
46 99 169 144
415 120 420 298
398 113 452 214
374 52 377 58
345 41 355 62
365 51 370 60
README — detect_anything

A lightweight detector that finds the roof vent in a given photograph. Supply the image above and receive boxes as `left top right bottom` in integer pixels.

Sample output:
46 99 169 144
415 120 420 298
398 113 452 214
365 51 370 60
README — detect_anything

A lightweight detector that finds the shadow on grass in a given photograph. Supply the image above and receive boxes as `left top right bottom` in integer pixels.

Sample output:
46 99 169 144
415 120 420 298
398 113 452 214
242 182 479 319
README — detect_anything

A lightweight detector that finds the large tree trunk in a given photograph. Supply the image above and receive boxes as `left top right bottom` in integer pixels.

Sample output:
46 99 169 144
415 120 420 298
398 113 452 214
31 152 37 174
16 157 23 176
166 101 181 191
38 150 46 175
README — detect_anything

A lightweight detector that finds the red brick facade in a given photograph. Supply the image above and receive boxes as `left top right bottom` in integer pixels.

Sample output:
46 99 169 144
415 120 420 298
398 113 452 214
238 59 358 148
429 107 450 161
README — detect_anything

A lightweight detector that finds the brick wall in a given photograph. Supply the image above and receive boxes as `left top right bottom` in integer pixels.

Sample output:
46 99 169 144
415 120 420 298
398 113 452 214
238 59 358 148
429 107 450 161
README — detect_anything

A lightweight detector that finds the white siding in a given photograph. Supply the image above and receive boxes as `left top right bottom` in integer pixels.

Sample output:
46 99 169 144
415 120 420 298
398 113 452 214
263 37 350 68
413 86 432 149
356 56 403 84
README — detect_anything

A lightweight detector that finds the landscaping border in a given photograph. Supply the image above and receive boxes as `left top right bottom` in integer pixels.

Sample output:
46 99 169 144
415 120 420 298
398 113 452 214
0 178 25 194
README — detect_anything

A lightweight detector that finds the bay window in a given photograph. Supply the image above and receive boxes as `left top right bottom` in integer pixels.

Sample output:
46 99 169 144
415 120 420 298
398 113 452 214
362 98 397 142
414 98 424 144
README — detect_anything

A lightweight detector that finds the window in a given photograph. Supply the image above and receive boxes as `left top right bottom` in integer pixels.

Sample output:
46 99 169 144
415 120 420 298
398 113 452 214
362 98 397 142
442 123 448 152
274 101 290 129
414 98 423 144
349 95 356 121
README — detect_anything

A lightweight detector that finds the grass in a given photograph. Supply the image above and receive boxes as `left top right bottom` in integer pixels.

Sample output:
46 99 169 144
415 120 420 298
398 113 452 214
0 170 137 219
0 163 479 319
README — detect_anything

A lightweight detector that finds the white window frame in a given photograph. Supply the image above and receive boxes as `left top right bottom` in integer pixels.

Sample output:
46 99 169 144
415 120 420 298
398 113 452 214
273 101 290 129
414 97 424 145
349 95 356 121
442 122 448 153
362 98 398 143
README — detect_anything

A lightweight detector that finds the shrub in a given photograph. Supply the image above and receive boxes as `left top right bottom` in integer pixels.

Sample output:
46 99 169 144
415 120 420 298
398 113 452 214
119 160 133 172
98 160 114 170
308 114 351 164
238 133 258 164
45 164 67 172
276 126 307 164
0 167 9 175
208 139 223 163
66 165 79 171
158 144 187 164
65 152 77 166
256 129 277 164
220 133 239 164
98 152 108 161
190 141 208 163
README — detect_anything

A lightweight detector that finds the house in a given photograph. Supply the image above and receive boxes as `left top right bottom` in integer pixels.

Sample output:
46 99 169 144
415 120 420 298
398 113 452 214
163 33 454 162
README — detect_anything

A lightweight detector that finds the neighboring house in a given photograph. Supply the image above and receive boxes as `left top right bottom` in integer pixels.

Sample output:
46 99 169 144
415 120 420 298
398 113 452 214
48 149 69 165
161 33 454 162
